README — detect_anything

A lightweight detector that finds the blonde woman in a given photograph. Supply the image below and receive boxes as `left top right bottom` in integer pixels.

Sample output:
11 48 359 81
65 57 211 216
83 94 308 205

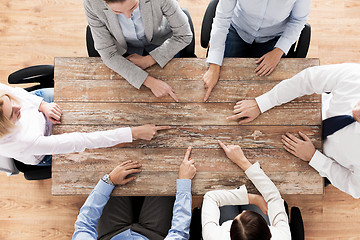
0 83 168 166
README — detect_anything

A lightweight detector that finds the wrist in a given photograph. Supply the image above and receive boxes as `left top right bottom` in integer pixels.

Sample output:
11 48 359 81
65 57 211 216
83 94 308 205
237 160 252 171
143 76 154 88
38 101 46 113
273 47 284 56
208 63 220 73
145 55 156 67
131 126 139 139
102 174 116 186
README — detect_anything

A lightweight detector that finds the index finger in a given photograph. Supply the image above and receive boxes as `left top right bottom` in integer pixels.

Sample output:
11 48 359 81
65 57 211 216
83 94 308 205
218 140 229 152
204 87 213 102
183 146 192 161
169 91 179 102
155 126 171 131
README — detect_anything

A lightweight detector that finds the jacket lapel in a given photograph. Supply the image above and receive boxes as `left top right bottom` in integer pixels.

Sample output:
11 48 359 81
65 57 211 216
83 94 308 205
103 7 127 49
140 0 153 42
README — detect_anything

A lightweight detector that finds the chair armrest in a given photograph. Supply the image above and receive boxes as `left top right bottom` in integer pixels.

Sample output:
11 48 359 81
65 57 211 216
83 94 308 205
200 0 219 49
8 65 54 87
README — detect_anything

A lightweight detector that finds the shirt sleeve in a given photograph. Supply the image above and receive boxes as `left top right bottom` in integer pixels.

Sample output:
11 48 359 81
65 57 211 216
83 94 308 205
149 0 193 68
274 0 311 54
20 127 132 156
0 83 43 110
309 150 360 199
201 186 249 240
83 0 148 89
206 0 237 66
245 162 291 239
164 179 192 240
72 179 115 240
255 63 356 113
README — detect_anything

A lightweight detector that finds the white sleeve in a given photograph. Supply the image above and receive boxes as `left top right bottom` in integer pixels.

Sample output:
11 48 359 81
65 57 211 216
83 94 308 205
255 63 357 113
20 127 132 155
201 186 248 240
0 83 43 109
245 162 291 238
309 150 360 199
206 0 237 66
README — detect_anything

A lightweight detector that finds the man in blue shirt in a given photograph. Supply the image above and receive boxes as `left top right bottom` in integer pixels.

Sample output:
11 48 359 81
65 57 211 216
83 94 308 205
72 146 196 240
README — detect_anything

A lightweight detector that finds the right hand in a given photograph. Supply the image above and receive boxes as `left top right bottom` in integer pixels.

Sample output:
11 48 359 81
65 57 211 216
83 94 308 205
248 193 268 215
353 100 360 123
131 124 171 141
143 76 178 102
179 146 197 179
218 140 252 171
203 63 220 102
109 160 142 185
227 100 261 124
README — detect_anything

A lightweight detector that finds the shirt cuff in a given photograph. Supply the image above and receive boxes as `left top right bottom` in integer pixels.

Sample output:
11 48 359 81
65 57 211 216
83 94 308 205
176 179 191 192
206 50 224 67
119 127 133 143
96 179 115 196
255 93 274 113
309 150 328 174
274 37 292 55
245 162 262 177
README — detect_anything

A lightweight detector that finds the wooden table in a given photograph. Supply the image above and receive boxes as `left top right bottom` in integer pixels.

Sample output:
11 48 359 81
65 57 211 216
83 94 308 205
52 57 323 196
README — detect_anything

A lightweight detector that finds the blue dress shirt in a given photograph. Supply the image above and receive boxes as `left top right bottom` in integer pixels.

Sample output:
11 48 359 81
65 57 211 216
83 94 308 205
207 0 311 66
72 179 192 240
117 5 157 55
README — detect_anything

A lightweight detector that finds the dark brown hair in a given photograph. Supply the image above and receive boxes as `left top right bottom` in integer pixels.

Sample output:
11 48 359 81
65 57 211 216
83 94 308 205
230 211 271 240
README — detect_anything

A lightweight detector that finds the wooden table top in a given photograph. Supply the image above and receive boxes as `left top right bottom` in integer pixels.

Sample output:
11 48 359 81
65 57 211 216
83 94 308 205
52 57 323 196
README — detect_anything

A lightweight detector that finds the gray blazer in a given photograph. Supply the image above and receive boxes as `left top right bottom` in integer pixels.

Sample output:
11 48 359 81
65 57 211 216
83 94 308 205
83 0 193 89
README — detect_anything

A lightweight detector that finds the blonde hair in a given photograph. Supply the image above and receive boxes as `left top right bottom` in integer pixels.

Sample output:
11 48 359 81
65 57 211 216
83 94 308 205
0 90 19 138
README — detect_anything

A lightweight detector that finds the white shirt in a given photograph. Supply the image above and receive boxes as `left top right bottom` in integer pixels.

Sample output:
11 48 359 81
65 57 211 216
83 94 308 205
207 0 311 66
255 63 360 198
201 162 291 240
0 83 133 165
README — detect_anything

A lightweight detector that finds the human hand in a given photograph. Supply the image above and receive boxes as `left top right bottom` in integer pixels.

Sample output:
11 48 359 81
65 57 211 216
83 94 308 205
203 63 220 102
255 48 284 76
282 132 316 162
143 76 178 102
126 53 156 70
38 101 62 124
218 140 252 171
179 146 197 179
227 100 261 124
352 100 360 123
109 160 142 185
131 124 171 141
248 193 268 215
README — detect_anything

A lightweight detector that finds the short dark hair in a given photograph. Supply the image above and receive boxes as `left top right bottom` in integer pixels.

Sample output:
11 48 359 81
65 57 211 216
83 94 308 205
230 211 271 240
104 0 127 3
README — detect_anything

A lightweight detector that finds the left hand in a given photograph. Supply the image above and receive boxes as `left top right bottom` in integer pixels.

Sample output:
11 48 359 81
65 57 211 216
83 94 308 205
248 193 268 215
126 53 156 70
109 160 142 185
38 101 62 124
255 48 284 76
352 100 360 123
281 131 316 162
226 100 261 124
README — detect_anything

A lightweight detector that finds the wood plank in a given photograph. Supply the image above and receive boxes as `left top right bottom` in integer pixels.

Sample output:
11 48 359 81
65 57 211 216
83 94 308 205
54 79 320 103
52 171 323 196
54 57 320 81
52 148 317 173
53 125 322 149
57 102 321 126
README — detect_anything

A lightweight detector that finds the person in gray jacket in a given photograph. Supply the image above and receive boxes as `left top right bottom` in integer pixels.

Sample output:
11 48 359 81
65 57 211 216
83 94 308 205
84 0 193 101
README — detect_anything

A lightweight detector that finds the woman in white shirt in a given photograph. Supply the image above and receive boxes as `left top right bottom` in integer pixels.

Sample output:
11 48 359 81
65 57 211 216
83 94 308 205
0 83 168 166
201 140 291 240
202 0 311 101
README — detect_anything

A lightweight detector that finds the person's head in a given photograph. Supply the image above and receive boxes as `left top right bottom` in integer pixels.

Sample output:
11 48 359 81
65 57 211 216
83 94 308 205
352 100 360 123
0 90 21 138
230 210 271 240
104 0 139 18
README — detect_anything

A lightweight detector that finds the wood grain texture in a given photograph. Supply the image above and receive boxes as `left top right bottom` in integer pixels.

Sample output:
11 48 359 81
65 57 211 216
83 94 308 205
53 125 322 149
57 102 322 126
52 171 323 196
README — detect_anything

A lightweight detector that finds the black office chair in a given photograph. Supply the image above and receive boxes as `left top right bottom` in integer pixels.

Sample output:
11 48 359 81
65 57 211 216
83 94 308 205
200 0 311 58
6 65 54 180
86 8 196 58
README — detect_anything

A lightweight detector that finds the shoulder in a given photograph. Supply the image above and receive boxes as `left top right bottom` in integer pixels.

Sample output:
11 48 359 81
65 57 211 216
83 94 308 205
84 0 107 13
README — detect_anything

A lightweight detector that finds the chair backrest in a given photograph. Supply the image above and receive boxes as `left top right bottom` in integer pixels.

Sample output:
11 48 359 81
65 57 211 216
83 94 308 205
13 160 51 180
86 8 196 58
200 0 311 58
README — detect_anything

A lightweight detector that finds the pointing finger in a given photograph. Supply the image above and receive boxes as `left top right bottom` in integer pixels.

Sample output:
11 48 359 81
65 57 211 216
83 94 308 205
155 126 172 131
218 140 229 152
183 146 192 161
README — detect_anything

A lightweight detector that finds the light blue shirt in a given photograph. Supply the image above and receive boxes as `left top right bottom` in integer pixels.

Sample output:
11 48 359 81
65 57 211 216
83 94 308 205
72 179 192 240
117 5 157 55
207 0 311 66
